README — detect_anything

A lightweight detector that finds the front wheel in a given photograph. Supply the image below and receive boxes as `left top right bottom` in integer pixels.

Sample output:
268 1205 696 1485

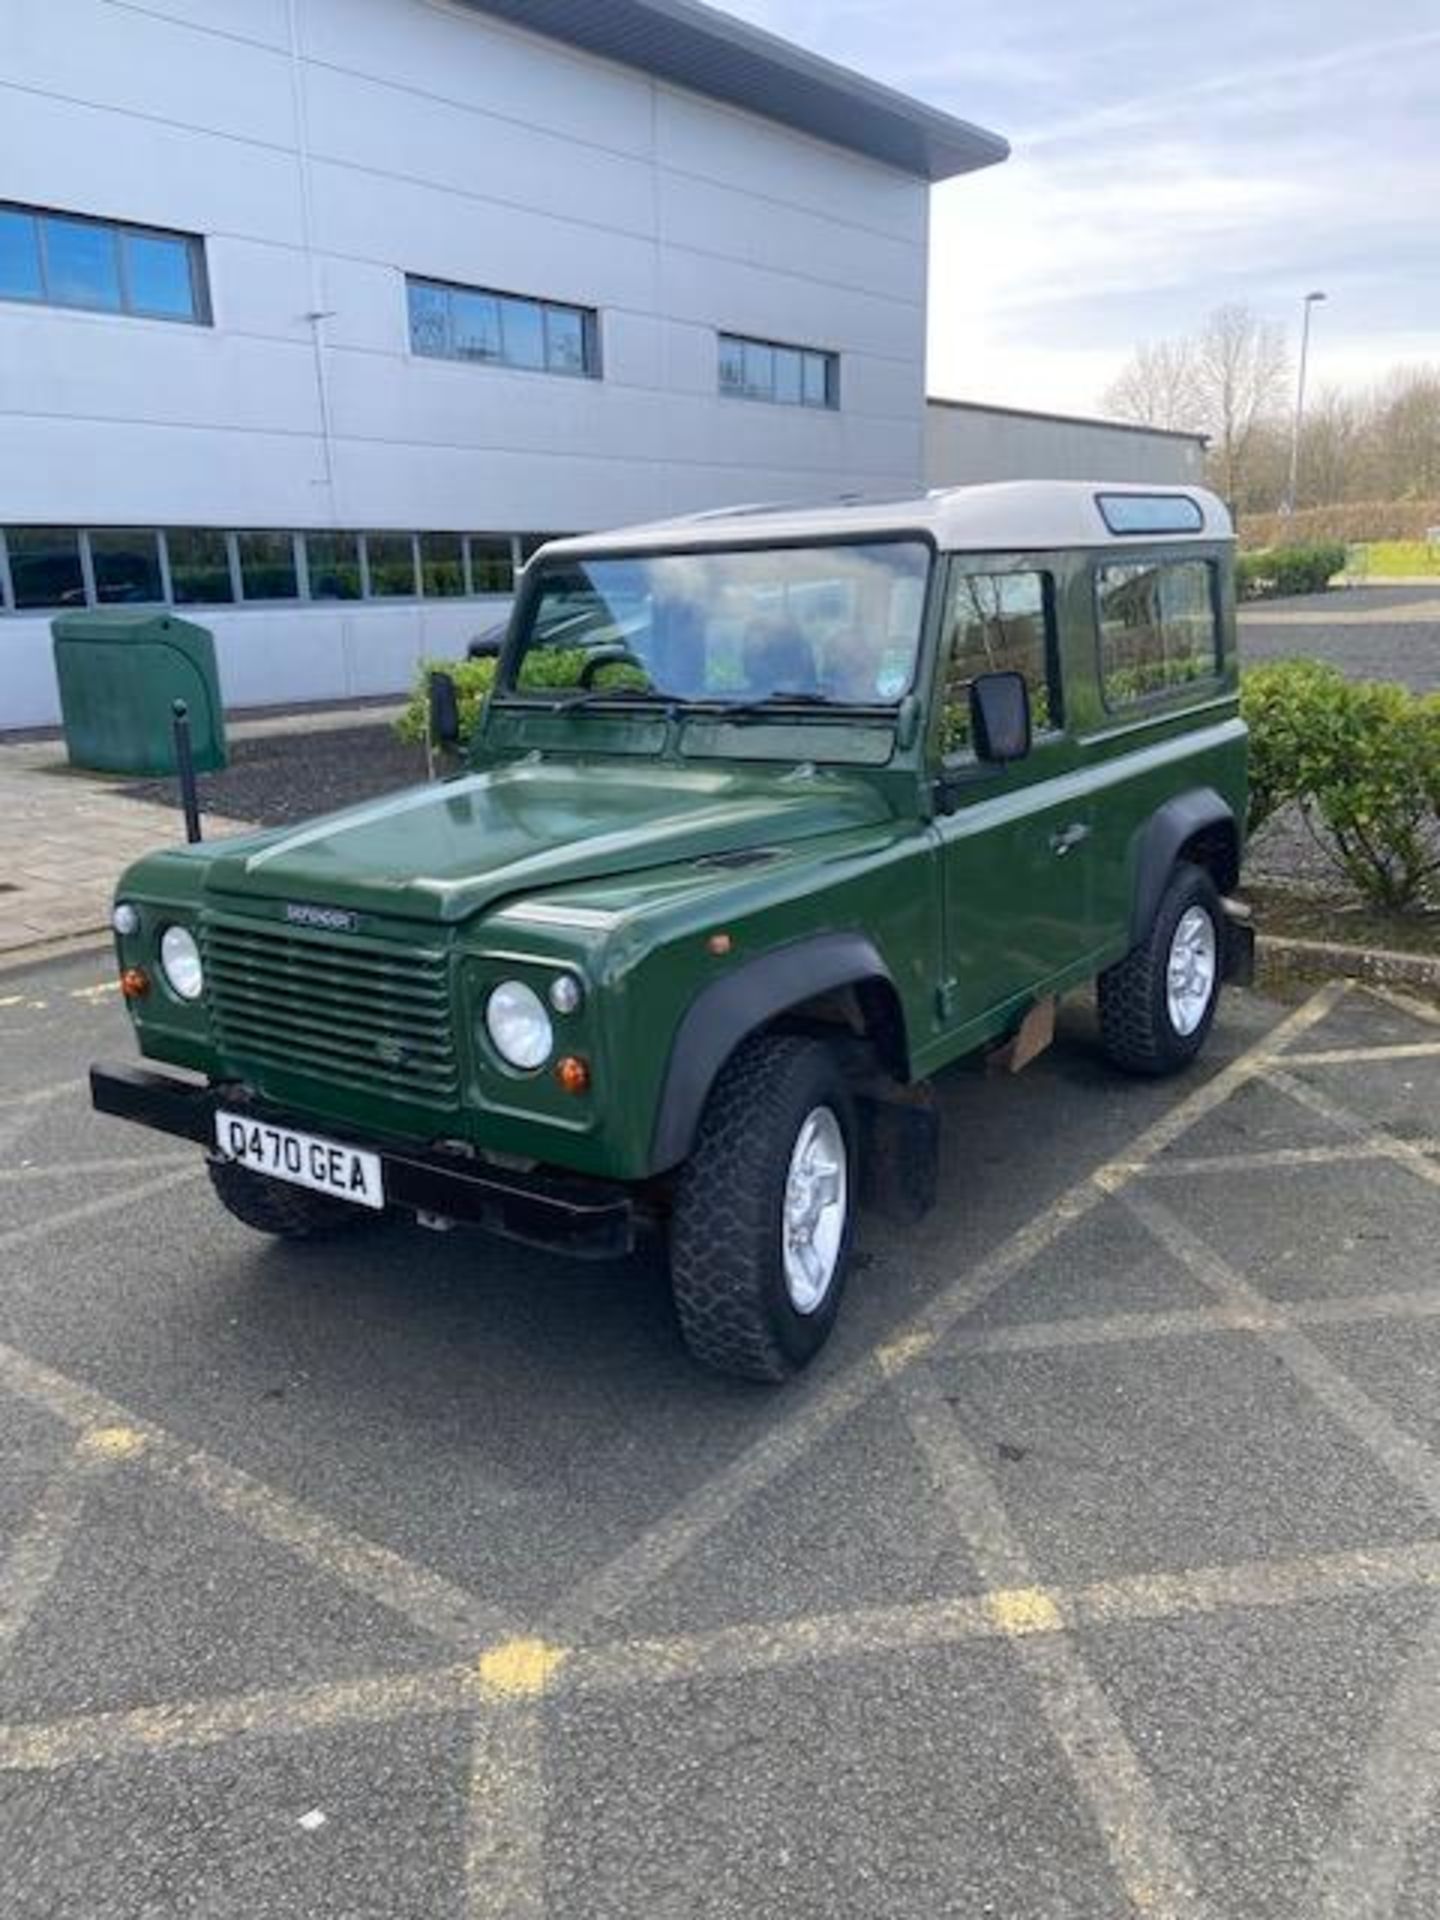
669 1035 857 1382
1097 861 1224 1076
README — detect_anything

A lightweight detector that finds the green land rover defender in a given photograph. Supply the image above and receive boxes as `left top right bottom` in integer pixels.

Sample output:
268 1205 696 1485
93 482 1252 1380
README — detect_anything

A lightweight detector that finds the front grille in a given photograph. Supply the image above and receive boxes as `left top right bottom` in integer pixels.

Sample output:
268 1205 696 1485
204 917 459 1106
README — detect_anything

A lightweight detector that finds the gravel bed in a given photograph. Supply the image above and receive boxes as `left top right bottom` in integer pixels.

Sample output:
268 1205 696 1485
118 723 426 829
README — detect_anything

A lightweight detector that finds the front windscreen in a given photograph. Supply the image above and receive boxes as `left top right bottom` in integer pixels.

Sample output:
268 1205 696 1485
502 540 932 708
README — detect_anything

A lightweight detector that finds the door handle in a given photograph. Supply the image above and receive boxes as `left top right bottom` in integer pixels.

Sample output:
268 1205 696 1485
1049 822 1091 856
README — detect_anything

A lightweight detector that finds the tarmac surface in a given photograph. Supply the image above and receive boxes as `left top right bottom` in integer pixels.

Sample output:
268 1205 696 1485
3 952 1440 1917
1239 583 1440 692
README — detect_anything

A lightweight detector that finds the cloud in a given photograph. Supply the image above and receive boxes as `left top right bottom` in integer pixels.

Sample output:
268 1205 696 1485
721 0 1440 411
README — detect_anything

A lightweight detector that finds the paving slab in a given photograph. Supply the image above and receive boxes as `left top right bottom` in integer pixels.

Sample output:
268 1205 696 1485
0 742 250 954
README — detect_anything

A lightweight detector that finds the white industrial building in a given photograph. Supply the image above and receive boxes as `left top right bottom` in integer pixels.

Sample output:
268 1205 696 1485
1 0 1016 728
2 0 1203 735
926 398 1206 489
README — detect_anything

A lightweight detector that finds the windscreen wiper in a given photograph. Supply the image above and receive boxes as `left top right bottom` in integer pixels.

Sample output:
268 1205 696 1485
505 687 676 716
686 690 878 722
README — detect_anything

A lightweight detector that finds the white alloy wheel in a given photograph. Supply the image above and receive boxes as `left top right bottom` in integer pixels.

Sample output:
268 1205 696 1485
1167 904 1218 1037
781 1105 848 1314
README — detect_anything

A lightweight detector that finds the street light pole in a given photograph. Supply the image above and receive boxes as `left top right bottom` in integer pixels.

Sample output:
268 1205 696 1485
1285 289 1327 515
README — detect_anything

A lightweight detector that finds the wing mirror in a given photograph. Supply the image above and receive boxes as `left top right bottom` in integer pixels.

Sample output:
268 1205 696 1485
969 671 1032 764
426 670 462 778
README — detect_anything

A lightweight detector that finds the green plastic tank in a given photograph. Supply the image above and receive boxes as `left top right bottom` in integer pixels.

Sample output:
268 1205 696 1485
51 609 227 774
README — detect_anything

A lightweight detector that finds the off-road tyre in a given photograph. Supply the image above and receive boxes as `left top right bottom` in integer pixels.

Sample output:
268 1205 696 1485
207 1155 373 1239
1097 860 1224 1077
669 1034 857 1382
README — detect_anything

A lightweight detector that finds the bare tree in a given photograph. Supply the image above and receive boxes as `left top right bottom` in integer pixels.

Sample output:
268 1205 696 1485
1370 366 1440 497
1297 386 1368 508
1190 304 1289 507
1102 338 1200 432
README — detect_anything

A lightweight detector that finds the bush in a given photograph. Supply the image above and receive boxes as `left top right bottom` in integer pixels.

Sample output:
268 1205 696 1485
1235 543 1348 601
395 655 498 745
394 646 646 746
1240 658 1350 835
1242 659 1440 912
1307 683 1440 913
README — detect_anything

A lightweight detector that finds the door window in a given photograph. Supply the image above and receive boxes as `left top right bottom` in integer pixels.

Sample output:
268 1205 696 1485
940 569 1060 758
1097 559 1218 705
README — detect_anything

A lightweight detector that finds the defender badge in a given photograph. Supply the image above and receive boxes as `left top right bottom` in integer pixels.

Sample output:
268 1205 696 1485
284 902 360 933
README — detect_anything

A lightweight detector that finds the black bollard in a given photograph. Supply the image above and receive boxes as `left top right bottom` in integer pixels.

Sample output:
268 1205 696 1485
171 698 203 844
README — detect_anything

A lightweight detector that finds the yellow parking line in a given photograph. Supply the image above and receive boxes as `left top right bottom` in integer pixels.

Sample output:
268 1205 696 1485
0 1427 146 1665
0 1169 202 1256
465 1707 547 1920
1265 1066 1440 1194
1124 1187 1440 1520
0 1663 477 1773
1281 1043 1440 1065
1304 1604 1440 1920
7 1541 1440 1777
1367 985 1440 1029
545 982 1351 1642
1133 1141 1433 1177
476 1638 568 1700
0 1336 513 1653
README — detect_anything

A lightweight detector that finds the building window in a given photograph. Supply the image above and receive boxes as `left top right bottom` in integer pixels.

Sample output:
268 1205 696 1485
941 570 1060 757
718 332 837 409
305 533 361 601
166 529 234 605
85 529 163 603
0 529 560 612
0 201 209 323
420 534 466 598
468 537 516 595
5 528 85 610
363 532 417 597
1097 560 1220 706
407 276 599 378
236 532 299 602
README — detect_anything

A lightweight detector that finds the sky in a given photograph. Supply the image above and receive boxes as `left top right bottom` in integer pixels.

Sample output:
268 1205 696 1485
725 0 1440 417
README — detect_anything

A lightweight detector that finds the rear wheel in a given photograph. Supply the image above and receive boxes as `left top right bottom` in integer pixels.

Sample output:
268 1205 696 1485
669 1034 857 1382
1097 861 1224 1076
207 1156 375 1240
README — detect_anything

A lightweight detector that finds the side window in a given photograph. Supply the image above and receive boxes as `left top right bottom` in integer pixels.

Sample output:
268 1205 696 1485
1097 559 1218 706
941 569 1059 759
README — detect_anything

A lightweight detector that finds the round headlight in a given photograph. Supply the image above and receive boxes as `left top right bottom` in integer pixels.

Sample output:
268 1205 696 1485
112 901 140 936
548 972 583 1015
485 980 552 1069
159 925 204 1001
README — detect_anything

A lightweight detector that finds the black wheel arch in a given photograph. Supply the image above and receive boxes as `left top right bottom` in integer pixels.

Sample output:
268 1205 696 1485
1129 789 1240 947
648 932 908 1174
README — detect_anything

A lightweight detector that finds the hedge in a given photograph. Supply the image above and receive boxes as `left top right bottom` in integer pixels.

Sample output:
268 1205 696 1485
1239 501 1440 550
1241 660 1440 913
1235 543 1348 601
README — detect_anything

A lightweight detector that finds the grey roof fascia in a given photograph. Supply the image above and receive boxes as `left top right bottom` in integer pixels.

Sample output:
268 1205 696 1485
459 0 1009 180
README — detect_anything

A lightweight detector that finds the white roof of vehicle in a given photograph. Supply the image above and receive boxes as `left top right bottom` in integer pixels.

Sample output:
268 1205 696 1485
544 481 1233 559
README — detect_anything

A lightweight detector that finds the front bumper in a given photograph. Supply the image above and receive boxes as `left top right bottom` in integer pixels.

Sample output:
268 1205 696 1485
90 1063 635 1260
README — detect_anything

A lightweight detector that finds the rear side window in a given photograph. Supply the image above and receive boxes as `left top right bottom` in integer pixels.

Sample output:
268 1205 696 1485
1097 559 1219 707
940 569 1060 758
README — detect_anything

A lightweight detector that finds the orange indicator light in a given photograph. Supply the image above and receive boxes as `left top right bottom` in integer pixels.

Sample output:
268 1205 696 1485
707 931 733 956
555 1055 591 1094
119 967 150 1000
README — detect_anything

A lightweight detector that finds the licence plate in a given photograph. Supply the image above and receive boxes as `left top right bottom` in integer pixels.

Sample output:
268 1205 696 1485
214 1110 385 1210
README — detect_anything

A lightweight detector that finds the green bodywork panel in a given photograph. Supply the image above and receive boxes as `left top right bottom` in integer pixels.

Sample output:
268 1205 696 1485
112 541 1247 1182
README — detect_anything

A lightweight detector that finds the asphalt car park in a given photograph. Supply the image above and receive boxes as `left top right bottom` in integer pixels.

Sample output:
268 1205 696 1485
3 947 1440 1917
